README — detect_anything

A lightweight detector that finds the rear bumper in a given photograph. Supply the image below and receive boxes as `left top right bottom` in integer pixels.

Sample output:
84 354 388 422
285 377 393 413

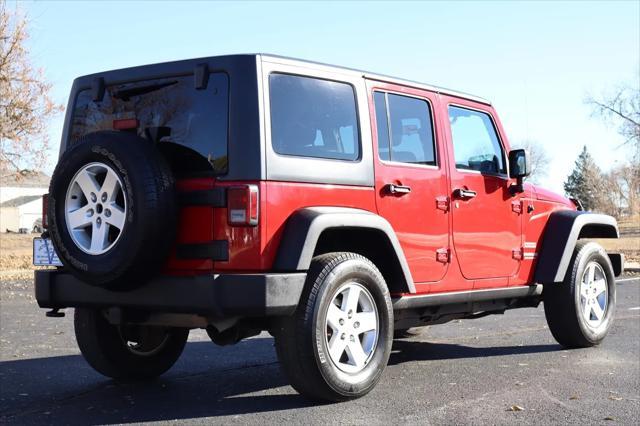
35 270 306 317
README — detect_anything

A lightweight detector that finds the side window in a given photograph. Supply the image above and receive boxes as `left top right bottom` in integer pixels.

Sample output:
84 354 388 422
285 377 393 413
373 91 436 166
448 106 506 174
270 74 360 161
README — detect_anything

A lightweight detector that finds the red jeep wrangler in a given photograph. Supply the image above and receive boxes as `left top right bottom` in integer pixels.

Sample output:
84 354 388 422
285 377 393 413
35 54 623 402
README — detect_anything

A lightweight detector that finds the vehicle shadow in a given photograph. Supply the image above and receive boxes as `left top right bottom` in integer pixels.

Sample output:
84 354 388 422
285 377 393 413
389 340 561 365
0 338 314 425
0 337 561 424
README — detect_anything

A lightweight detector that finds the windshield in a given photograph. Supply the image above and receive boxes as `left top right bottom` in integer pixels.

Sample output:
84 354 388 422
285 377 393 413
70 73 229 175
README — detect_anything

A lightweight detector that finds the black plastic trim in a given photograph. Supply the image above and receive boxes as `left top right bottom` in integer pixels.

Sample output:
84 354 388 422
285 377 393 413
177 188 227 207
91 77 105 102
194 63 209 90
35 270 307 317
534 210 619 283
392 285 542 310
608 253 624 277
273 207 415 293
176 241 229 261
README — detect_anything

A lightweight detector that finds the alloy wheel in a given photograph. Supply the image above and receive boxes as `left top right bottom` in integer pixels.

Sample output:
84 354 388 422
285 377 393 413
324 282 379 374
579 261 608 328
65 162 127 255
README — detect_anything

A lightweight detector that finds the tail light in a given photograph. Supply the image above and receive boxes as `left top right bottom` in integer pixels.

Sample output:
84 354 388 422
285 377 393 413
227 185 259 226
42 193 49 229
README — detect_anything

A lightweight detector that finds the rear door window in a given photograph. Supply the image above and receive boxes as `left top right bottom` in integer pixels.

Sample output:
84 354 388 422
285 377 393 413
269 74 360 161
373 91 436 166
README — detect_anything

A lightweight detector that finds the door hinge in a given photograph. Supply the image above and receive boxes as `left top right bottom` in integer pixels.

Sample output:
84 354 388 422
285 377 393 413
436 248 450 263
436 196 449 212
511 200 523 214
512 248 523 260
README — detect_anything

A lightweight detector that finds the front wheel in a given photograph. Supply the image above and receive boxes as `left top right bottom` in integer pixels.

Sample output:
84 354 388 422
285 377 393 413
544 241 616 348
274 252 393 402
74 308 189 380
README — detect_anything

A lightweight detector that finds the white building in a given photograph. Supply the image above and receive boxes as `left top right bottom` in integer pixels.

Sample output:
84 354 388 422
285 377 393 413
0 171 49 233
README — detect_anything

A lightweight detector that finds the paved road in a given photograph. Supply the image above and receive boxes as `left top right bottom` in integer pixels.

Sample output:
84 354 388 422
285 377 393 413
1 277 638 425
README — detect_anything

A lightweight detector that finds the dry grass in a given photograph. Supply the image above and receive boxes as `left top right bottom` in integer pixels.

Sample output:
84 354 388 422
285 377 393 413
0 233 42 281
0 215 638 281
596 216 639 264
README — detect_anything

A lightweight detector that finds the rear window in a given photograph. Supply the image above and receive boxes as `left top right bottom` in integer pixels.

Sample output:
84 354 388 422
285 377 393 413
70 73 229 174
269 73 360 161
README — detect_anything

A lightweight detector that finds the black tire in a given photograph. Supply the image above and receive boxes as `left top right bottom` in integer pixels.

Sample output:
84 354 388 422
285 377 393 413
273 252 393 402
394 327 427 339
74 308 189 380
544 241 616 348
48 131 176 288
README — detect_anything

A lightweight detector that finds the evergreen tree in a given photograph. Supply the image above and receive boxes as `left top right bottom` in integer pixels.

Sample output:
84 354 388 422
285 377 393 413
564 146 605 211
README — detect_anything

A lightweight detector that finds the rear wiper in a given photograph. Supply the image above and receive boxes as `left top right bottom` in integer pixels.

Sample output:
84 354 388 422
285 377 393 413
112 81 178 101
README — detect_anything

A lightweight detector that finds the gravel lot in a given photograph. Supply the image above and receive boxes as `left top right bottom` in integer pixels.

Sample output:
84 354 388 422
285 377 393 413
0 277 638 425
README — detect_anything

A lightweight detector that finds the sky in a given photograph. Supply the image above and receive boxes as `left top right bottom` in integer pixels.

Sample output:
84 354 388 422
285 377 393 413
13 0 640 194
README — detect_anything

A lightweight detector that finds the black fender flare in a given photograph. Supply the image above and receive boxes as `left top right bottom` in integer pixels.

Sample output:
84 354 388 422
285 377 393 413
273 207 416 293
534 210 619 283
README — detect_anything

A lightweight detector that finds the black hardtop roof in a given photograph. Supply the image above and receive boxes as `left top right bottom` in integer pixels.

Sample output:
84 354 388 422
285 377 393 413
74 53 490 105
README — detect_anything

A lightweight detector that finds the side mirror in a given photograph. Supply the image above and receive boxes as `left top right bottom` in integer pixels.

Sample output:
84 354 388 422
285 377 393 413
508 149 530 195
508 149 530 179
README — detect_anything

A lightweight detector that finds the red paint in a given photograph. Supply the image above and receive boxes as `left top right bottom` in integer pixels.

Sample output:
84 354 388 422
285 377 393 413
164 178 217 273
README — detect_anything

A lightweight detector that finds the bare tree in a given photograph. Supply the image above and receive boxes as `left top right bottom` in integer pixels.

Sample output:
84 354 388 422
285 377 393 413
512 139 550 184
586 81 640 217
586 84 640 150
0 1 63 177
609 160 640 217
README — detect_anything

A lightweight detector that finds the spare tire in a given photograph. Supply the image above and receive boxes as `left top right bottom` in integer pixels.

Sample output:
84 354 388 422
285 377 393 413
48 131 177 289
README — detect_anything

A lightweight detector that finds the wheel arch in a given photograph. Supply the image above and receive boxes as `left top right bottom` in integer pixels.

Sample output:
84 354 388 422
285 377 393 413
534 210 619 284
273 207 415 294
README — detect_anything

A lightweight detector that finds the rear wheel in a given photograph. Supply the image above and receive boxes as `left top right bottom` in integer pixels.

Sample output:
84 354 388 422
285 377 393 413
274 252 393 401
74 308 189 380
544 241 616 348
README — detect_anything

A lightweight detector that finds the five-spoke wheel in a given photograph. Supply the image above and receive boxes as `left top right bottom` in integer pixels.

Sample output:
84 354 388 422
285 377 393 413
578 261 608 328
325 282 379 374
65 162 127 255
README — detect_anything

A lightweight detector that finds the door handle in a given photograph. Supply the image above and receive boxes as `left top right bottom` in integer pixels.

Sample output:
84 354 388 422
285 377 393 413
385 183 411 195
454 188 477 199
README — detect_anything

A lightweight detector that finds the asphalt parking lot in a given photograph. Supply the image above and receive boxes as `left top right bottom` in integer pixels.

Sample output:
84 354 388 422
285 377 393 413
1 277 638 425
